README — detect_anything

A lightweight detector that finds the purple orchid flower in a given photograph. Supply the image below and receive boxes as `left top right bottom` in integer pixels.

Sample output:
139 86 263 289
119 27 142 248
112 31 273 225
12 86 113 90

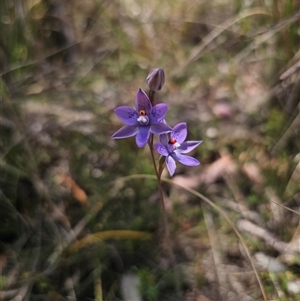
154 122 202 176
111 89 172 147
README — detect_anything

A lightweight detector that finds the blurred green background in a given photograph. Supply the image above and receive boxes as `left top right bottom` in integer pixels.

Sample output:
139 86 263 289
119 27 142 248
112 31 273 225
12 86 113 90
1 0 299 300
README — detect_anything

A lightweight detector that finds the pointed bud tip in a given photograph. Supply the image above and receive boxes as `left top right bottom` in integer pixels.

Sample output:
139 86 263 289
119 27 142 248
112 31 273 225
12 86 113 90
146 68 165 91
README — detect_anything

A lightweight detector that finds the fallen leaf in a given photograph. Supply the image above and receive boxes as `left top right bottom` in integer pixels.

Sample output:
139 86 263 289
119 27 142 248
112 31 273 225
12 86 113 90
58 174 87 204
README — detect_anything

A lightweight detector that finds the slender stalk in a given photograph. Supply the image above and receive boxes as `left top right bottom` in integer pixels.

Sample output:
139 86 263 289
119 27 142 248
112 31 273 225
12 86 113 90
147 89 181 295
147 89 169 237
148 136 169 238
148 136 181 297
148 90 156 105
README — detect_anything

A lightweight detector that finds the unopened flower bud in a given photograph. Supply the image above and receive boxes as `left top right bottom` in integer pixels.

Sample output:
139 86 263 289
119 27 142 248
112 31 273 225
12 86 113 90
146 68 165 91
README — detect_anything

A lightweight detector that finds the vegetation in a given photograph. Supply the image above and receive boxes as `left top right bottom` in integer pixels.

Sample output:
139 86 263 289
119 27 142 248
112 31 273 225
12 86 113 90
1 0 299 300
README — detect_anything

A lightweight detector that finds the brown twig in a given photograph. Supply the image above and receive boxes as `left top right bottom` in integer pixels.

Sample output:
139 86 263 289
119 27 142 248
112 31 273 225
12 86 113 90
237 219 299 255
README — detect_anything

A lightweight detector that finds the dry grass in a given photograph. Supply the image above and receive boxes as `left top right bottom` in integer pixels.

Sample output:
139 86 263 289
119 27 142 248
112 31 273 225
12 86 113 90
1 0 300 300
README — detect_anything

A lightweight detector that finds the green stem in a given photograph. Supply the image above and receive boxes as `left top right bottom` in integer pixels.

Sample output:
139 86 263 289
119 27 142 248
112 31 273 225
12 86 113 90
147 88 181 296
148 136 168 235
148 90 156 105
148 136 181 296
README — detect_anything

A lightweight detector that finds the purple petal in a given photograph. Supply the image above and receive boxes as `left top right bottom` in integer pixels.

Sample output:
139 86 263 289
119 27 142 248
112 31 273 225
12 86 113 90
150 103 168 123
161 119 170 126
154 143 169 156
173 152 200 166
171 123 187 144
135 89 152 114
111 125 138 139
166 156 176 176
114 106 139 126
178 141 202 154
159 133 169 145
150 122 172 135
136 126 150 147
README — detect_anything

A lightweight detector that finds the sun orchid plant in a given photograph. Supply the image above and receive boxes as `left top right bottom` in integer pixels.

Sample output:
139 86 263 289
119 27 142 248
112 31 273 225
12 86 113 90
112 68 202 177
111 68 202 248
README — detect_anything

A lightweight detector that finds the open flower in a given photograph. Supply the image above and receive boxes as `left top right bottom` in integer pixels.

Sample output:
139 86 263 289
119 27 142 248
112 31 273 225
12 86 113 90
154 122 201 176
111 89 172 147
